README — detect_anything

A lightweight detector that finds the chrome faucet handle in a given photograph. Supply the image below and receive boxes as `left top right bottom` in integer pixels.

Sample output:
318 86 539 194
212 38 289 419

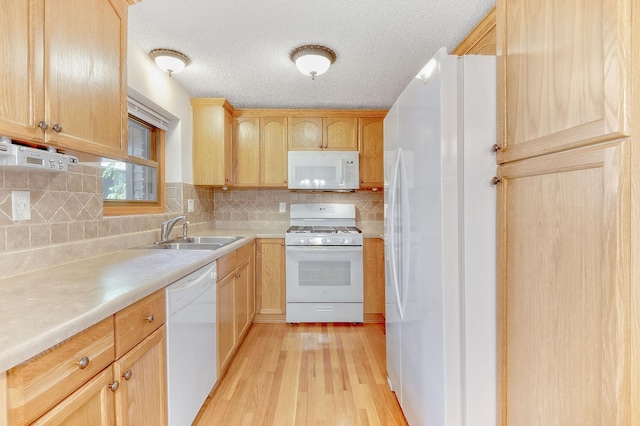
159 215 187 242
182 221 190 240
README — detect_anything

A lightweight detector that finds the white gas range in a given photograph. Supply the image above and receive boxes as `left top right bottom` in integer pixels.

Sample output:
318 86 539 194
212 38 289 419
285 204 364 323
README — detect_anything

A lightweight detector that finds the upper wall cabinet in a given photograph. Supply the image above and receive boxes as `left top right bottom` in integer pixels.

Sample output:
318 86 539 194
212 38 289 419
232 115 288 187
192 98 234 186
358 117 384 189
496 0 631 163
0 0 131 159
452 7 496 56
288 117 358 151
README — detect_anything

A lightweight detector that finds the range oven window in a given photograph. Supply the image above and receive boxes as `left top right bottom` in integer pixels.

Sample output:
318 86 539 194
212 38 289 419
299 261 351 287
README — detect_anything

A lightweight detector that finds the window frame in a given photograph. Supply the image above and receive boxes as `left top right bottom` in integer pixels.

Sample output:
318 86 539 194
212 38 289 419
103 116 165 216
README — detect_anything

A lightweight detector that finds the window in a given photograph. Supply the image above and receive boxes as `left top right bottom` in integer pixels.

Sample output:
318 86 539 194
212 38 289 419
102 115 165 216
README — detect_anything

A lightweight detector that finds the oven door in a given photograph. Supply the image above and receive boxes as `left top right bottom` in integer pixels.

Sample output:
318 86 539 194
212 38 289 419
286 246 363 302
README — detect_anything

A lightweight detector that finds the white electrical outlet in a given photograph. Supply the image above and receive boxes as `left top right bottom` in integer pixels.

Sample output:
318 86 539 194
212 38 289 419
279 202 287 213
12 191 31 221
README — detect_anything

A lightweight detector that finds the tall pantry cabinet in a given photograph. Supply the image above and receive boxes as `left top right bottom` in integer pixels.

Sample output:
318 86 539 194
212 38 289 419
495 0 637 424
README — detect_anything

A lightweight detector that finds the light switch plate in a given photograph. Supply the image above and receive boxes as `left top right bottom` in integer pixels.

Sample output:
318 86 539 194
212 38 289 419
187 199 195 213
12 190 31 221
279 202 287 213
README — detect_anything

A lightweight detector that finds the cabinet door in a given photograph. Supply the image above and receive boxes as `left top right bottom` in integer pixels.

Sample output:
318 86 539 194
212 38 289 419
256 239 286 318
358 118 384 189
363 238 385 321
288 117 322 150
323 117 358 150
233 116 260 186
192 99 233 186
260 116 288 187
496 0 630 163
44 0 128 158
113 326 167 426
497 141 630 425
234 261 250 341
217 273 235 374
0 0 43 143
31 368 115 426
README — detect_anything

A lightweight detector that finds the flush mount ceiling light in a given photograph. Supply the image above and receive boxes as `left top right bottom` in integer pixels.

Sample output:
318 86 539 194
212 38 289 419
290 45 336 80
149 48 190 77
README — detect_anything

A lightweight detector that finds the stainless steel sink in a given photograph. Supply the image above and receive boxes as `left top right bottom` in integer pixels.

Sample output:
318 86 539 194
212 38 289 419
137 235 242 251
183 236 242 245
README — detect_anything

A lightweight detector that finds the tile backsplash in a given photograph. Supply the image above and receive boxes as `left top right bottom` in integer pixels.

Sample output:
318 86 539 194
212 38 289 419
0 165 213 278
0 166 383 279
213 188 383 231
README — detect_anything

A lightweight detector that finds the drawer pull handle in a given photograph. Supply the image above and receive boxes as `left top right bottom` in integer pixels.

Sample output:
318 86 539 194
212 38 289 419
123 369 133 380
145 313 155 323
109 380 119 392
77 356 90 369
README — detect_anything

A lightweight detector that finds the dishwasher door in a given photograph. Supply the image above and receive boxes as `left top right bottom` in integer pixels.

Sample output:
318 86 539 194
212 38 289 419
166 262 217 426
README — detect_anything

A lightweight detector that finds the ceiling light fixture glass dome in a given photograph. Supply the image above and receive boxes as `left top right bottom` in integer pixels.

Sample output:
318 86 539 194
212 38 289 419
149 48 191 77
290 45 336 80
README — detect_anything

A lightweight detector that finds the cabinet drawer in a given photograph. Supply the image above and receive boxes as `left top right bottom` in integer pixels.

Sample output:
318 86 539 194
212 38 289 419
217 250 237 281
7 317 115 426
115 290 165 358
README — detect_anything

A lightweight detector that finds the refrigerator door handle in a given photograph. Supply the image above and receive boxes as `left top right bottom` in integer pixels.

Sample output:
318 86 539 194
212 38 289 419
399 151 411 316
388 149 404 319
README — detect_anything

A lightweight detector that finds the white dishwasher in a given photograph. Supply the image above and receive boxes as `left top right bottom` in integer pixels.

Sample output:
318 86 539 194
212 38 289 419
166 261 217 426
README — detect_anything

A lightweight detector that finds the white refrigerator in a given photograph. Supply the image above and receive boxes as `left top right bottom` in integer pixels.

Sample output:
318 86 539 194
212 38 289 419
384 48 496 426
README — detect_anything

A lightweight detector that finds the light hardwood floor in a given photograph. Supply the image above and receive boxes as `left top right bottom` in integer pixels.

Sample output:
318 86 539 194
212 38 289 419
194 323 408 425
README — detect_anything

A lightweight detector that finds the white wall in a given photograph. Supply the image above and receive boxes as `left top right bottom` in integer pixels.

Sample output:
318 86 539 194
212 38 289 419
126 40 193 184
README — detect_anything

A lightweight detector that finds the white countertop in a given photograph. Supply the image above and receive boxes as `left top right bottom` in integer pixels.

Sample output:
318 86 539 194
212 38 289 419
0 227 382 373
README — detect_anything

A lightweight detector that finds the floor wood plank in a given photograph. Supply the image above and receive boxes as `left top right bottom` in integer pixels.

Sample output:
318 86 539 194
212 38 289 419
194 323 408 425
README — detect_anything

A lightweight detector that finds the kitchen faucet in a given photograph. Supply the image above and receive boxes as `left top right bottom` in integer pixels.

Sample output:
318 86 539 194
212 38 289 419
159 215 188 243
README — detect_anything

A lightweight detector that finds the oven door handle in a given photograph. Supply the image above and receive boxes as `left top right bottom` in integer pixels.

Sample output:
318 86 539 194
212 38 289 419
285 246 363 253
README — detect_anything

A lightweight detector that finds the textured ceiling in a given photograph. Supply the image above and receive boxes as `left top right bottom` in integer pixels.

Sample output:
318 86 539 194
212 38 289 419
128 0 495 110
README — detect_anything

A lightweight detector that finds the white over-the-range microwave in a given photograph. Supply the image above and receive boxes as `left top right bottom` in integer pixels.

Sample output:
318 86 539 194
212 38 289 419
288 151 359 191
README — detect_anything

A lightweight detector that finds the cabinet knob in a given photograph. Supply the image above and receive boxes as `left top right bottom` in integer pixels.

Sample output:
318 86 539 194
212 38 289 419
109 380 120 392
123 369 133 380
360 179 364 183
77 356 90 369
236 273 241 278
38 121 49 131
319 144 323 148
491 144 502 153
145 313 154 323
281 242 285 246
52 123 62 133
490 176 501 186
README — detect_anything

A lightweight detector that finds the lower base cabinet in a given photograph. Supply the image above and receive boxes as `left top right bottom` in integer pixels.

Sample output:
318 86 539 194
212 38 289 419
5 290 167 426
216 241 256 376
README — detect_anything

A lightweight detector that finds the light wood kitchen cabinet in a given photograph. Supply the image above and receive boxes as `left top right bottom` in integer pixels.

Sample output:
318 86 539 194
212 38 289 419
363 238 385 322
232 115 288 187
31 368 116 426
233 116 260 186
358 118 384 190
5 289 167 425
288 117 358 151
216 241 256 375
113 327 167 426
496 0 630 163
323 117 358 150
497 141 631 424
0 0 130 159
260 116 288 187
6 318 115 425
216 272 235 378
255 238 286 323
288 117 323 150
451 7 495 55
192 98 234 186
